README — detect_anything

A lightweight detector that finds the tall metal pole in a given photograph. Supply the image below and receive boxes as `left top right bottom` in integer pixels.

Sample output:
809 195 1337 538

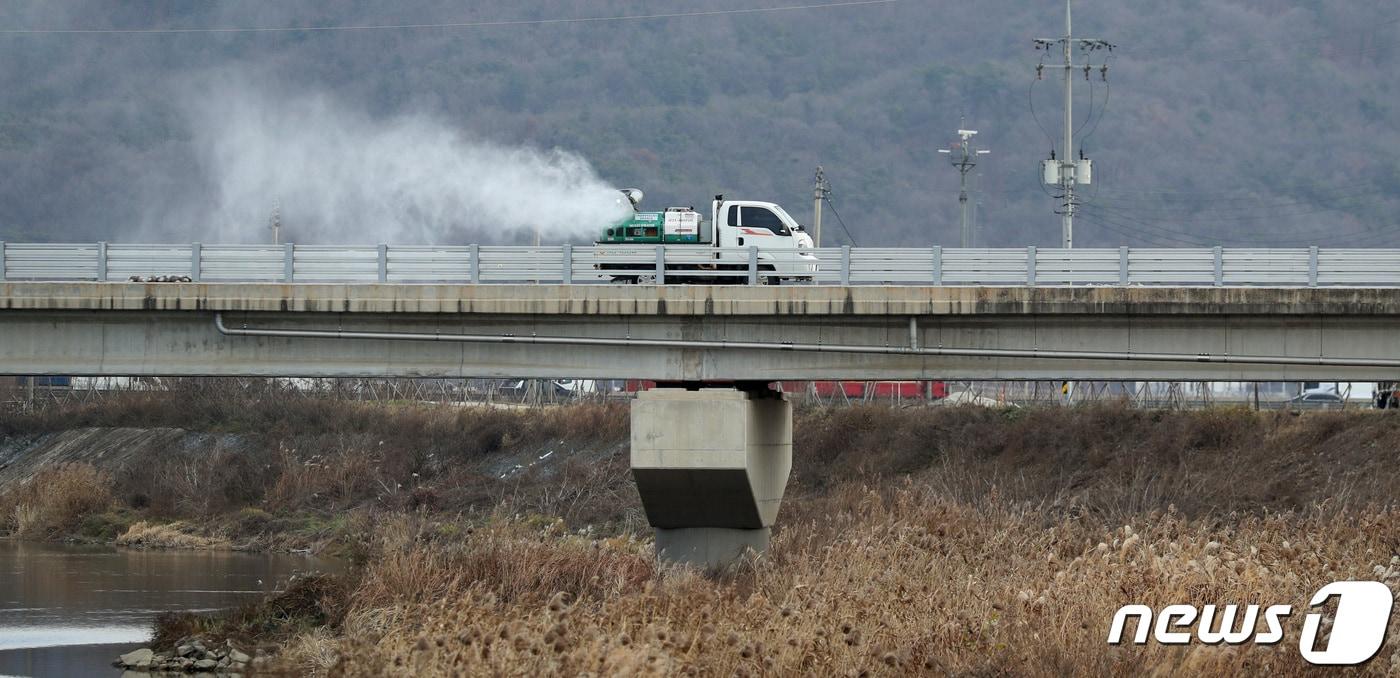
1061 0 1075 249
940 125 990 249
1034 1 1113 249
959 171 971 248
813 166 828 248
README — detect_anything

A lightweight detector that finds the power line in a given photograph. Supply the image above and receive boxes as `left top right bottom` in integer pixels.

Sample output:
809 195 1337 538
0 1 897 35
1086 183 1387 204
1079 187 1395 225
1027 78 1059 151
1079 213 1204 246
1073 68 1096 139
823 196 859 247
1171 12 1400 66
1078 182 1395 219
1078 204 1400 246
1082 196 1386 223
1078 210 1400 248
1078 72 1110 146
1087 189 1385 208
1078 211 1213 246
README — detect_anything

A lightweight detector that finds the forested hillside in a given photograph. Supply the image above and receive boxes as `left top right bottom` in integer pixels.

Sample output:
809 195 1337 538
1 1 1397 247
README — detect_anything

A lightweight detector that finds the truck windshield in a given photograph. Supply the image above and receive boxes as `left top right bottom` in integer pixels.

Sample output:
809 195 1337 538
741 206 790 235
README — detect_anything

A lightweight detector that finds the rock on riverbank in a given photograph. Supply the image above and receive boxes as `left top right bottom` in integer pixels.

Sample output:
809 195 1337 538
114 639 256 674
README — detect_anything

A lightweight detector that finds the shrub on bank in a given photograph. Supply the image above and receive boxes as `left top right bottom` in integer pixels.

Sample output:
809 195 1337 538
0 462 112 538
116 521 226 550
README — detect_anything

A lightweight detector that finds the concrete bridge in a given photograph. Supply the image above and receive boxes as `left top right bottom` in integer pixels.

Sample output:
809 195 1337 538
2 282 1398 382
4 280 1399 567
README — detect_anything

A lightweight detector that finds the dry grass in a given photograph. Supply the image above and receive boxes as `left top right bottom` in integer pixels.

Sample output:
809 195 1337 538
0 382 628 446
0 463 112 538
220 403 1400 677
792 404 1400 519
9 396 1397 543
281 628 342 675
8 396 1400 673
115 521 227 549
294 489 1400 677
1 396 632 544
152 573 351 651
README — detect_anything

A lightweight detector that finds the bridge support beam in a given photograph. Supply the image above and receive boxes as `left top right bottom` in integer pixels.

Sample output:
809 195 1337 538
630 387 792 569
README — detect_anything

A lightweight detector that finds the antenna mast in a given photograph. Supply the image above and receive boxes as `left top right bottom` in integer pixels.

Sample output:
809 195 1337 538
938 120 991 248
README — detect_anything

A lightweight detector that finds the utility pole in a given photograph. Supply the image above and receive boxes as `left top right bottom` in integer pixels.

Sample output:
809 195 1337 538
812 166 830 247
938 122 991 248
1035 0 1113 248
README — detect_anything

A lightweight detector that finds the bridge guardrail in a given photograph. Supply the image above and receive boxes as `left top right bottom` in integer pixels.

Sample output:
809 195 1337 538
1 242 1398 287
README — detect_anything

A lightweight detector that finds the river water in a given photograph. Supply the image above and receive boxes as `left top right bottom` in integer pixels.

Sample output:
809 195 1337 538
0 541 335 677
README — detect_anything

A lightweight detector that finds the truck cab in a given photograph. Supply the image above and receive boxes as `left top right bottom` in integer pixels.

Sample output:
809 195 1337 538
711 196 814 279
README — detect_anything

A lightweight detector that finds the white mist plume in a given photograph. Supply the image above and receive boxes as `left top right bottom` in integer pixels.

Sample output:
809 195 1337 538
169 85 630 244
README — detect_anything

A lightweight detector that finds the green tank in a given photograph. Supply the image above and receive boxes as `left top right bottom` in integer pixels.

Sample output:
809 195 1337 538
597 208 704 244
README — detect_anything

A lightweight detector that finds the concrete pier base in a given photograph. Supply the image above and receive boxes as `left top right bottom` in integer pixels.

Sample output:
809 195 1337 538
655 527 771 569
631 388 792 569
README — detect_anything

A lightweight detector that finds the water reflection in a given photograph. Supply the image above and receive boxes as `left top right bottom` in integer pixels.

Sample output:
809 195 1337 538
0 540 336 677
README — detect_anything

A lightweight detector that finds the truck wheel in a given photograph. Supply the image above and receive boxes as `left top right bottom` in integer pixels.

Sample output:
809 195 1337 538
763 276 781 286
635 274 658 285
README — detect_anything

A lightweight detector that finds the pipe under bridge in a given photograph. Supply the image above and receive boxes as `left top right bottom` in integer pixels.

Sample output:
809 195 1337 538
0 282 1397 382
6 281 1399 568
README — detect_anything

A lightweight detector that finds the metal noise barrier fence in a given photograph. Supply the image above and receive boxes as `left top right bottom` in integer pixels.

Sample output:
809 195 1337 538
3 242 1400 287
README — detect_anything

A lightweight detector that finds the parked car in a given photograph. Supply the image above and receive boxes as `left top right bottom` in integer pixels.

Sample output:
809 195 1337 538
1287 391 1345 410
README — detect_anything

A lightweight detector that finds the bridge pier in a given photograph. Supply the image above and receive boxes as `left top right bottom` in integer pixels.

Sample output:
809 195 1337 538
630 387 792 569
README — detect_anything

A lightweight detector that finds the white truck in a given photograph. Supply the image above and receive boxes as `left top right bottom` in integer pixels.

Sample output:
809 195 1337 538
596 190 817 285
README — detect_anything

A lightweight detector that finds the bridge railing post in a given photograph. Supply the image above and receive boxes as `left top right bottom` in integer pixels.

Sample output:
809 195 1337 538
283 243 295 283
191 242 202 282
97 241 108 282
1119 246 1130 287
377 244 388 283
1026 246 1037 287
748 246 759 285
562 244 573 284
1213 246 1223 287
655 245 666 285
840 245 851 286
1 240 7 281
1308 246 1319 288
932 246 943 286
469 244 480 284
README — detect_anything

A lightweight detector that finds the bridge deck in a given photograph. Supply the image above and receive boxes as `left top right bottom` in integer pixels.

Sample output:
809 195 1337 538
4 282 1400 316
1 283 1397 381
